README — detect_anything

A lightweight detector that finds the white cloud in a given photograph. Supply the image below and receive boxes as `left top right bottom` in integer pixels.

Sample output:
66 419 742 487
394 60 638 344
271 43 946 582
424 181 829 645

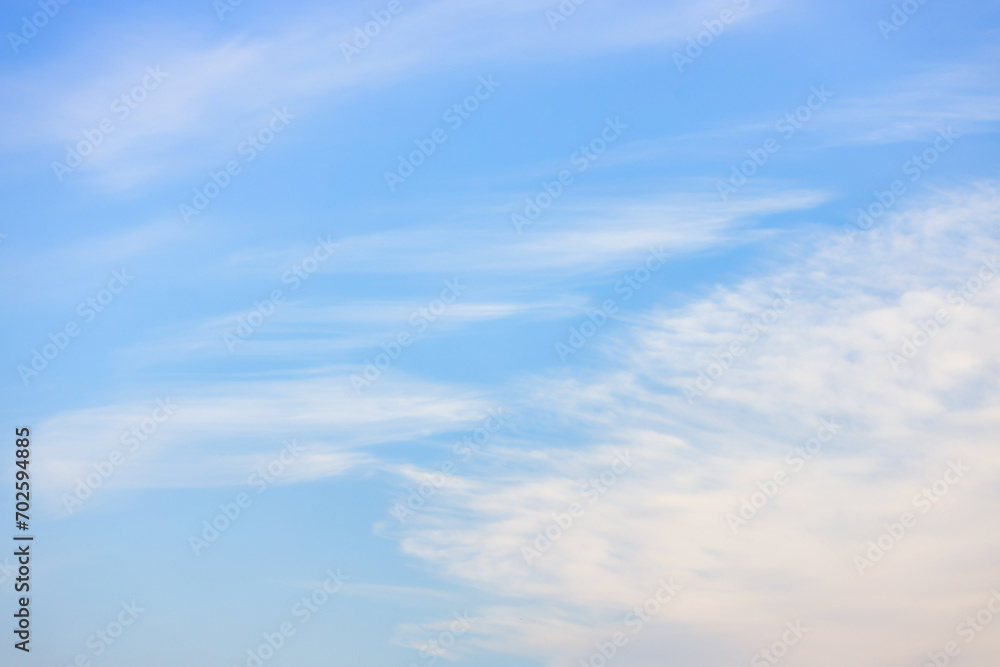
389 182 1000 666
322 190 825 275
32 374 492 515
0 218 187 305
818 50 1000 146
0 0 774 189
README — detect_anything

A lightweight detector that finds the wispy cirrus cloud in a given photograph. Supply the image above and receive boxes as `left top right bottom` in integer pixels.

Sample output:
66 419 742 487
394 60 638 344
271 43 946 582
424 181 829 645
816 50 1000 146
1 0 771 190
31 374 493 514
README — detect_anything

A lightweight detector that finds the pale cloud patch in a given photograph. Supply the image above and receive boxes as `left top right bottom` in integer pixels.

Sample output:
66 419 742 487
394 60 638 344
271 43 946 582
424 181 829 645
389 183 1000 666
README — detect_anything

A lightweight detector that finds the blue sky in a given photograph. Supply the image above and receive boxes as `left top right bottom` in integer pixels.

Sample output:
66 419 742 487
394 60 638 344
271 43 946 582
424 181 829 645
2 0 1000 665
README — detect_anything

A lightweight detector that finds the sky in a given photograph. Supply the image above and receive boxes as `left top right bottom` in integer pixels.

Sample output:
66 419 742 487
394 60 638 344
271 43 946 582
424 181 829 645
1 0 1000 665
